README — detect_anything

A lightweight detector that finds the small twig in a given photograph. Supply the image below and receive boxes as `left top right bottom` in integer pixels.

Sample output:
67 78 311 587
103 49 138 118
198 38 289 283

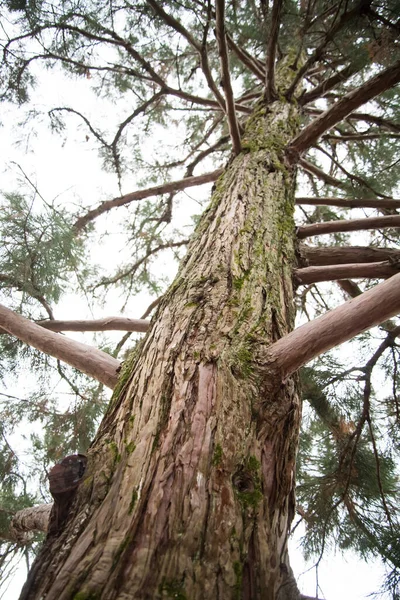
298 158 345 188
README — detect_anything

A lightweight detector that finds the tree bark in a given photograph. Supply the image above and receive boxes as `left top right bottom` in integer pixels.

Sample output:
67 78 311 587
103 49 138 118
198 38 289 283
36 317 149 333
299 245 400 266
9 504 52 543
295 261 399 284
297 214 400 238
21 100 302 600
296 196 400 210
266 272 400 380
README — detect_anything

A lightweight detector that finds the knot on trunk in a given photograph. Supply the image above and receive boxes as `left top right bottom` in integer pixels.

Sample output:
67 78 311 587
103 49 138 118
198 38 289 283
48 454 87 534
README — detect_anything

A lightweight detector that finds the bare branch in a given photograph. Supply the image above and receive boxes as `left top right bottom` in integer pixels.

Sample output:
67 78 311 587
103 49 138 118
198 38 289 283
298 158 345 188
286 1 368 97
265 0 283 101
297 214 400 238
93 240 189 289
288 60 400 158
299 63 361 105
33 317 149 333
323 132 400 142
0 274 54 319
74 168 223 231
215 0 241 154
185 135 229 177
266 273 400 380
0 304 120 389
305 108 400 133
299 245 400 266
295 261 400 285
314 143 387 198
296 196 400 210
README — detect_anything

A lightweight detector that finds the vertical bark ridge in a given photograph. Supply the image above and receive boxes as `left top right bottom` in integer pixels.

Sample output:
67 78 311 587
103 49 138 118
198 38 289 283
21 99 302 600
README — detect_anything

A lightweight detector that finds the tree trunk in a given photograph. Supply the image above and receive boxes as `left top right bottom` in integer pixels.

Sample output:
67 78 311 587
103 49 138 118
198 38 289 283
21 100 302 600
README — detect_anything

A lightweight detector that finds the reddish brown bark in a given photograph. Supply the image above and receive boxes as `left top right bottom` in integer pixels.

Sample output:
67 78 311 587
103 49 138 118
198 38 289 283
267 272 400 380
21 99 302 600
299 245 400 266
226 33 265 80
265 0 283 101
297 214 400 238
0 304 120 389
337 279 363 297
215 0 241 154
299 63 360 105
295 262 399 284
36 317 149 333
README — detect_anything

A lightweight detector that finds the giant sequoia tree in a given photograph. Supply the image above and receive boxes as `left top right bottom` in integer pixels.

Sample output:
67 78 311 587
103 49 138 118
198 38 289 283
1 1 400 598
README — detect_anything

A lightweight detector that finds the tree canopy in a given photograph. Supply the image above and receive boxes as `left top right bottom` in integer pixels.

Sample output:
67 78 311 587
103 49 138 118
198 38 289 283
0 0 400 597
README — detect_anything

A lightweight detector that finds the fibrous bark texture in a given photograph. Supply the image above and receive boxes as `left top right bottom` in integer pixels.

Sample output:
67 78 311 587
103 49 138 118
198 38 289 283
21 99 301 600
10 504 52 542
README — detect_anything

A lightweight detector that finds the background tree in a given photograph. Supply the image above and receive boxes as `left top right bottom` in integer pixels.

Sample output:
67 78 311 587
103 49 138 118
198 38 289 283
0 0 400 598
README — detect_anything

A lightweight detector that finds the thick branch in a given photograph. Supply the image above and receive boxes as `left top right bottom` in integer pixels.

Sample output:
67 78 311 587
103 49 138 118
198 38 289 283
10 504 52 543
35 317 150 333
288 60 400 157
215 0 241 154
345 111 400 133
297 214 400 238
74 168 223 230
296 196 400 210
299 245 400 266
0 304 120 389
295 261 400 285
306 108 400 133
267 273 400 379
323 132 400 142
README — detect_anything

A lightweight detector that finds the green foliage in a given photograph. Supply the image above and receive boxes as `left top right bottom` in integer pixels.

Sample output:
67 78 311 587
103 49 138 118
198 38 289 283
0 192 87 311
297 357 400 589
